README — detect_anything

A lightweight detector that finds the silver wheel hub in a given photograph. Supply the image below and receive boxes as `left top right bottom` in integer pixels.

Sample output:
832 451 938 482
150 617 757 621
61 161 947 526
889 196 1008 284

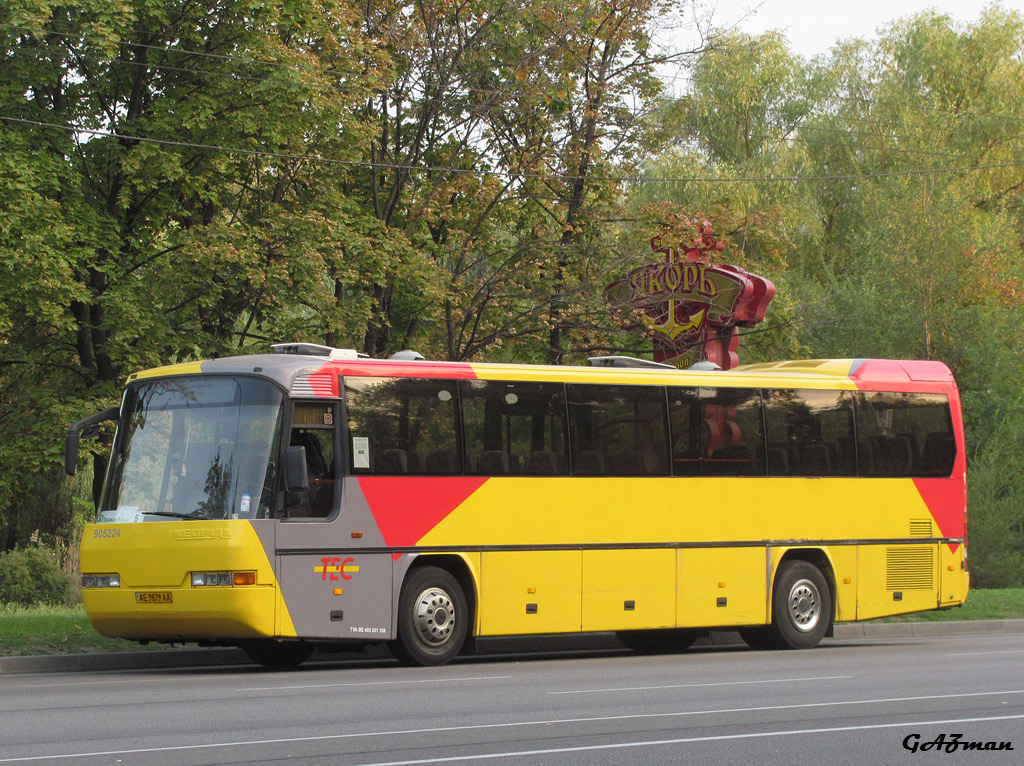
413 587 456 646
788 578 820 632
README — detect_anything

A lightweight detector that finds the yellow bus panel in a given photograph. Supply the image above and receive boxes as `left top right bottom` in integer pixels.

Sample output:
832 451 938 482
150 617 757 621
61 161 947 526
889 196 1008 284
857 543 939 620
939 544 969 606
581 549 675 631
677 548 767 627
820 546 859 622
479 550 582 635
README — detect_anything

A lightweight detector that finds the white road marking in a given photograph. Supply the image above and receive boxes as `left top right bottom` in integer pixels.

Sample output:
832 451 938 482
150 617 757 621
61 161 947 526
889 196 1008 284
348 714 1024 766
549 674 851 694
238 674 510 692
1 688 1022 762
12 675 234 689
5 673 508 694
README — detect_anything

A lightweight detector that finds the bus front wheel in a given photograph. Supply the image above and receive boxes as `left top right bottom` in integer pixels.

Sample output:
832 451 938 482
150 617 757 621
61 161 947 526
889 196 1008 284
767 561 832 650
392 566 469 666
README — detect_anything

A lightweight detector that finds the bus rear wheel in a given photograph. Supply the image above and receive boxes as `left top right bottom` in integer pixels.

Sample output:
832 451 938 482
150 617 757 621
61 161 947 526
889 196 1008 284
391 566 469 666
767 561 832 650
242 639 314 670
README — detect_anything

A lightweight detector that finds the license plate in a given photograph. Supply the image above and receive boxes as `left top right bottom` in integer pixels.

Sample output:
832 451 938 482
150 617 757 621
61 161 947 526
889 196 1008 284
135 591 173 604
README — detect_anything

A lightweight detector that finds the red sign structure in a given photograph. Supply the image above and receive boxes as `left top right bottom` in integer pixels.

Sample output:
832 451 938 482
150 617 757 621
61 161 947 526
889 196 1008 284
604 227 775 369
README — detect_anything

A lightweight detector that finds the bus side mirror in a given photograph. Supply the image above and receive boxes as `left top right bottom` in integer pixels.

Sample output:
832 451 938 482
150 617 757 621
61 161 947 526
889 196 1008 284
284 446 310 516
65 406 120 476
285 445 309 490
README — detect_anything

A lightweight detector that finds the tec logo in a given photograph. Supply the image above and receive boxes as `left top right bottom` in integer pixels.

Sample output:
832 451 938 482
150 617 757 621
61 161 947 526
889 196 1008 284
315 557 359 582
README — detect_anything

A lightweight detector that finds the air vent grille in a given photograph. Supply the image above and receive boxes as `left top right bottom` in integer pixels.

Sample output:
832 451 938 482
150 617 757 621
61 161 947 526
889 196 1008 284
290 370 337 398
909 519 933 537
886 546 934 590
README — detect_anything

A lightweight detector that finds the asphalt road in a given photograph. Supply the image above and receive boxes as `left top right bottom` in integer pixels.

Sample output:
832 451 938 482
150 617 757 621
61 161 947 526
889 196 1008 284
1 633 1023 765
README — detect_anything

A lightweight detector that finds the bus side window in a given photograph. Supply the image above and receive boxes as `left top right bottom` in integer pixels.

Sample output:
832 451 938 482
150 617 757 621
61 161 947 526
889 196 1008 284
763 389 856 477
566 384 669 477
669 388 701 476
855 392 955 477
669 387 763 477
459 380 568 476
345 377 460 475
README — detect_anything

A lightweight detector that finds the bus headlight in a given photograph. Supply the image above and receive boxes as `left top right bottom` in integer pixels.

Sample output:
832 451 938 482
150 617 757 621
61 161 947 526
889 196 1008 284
82 574 120 588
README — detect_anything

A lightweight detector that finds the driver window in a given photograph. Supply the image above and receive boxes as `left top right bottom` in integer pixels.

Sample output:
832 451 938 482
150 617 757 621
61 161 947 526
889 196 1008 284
288 403 338 518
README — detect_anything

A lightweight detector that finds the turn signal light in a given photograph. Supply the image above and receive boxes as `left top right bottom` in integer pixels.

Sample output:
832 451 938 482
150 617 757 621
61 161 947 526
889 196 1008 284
192 571 257 587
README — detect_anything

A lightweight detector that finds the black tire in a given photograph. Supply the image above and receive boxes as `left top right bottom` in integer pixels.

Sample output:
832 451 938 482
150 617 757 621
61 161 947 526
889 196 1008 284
242 639 314 670
617 628 701 654
391 566 469 666
766 560 832 650
738 627 774 650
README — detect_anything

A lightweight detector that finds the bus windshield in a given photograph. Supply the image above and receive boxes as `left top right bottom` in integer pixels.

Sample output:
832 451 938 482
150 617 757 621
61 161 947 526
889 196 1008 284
98 376 284 522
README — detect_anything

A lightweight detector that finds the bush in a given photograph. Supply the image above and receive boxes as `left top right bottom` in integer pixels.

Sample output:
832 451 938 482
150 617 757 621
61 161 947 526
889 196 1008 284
965 414 1024 589
0 547 71 607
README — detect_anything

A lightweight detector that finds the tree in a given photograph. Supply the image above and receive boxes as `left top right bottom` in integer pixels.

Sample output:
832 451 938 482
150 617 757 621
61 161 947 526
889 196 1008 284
0 0 388 543
348 0 690 363
630 31 820 363
797 8 1024 393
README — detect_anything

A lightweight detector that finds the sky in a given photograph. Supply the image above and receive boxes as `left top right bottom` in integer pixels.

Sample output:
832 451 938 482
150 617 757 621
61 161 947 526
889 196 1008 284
684 0 1024 58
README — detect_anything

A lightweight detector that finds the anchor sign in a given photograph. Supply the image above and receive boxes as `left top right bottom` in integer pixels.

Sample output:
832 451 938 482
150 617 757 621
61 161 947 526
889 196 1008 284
604 233 775 370
640 306 707 340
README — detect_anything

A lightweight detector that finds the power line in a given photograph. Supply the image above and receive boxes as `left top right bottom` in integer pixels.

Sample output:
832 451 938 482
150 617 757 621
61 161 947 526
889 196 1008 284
8 31 1024 159
10 17 1024 128
0 22 375 80
8 33 1024 160
5 114 1024 184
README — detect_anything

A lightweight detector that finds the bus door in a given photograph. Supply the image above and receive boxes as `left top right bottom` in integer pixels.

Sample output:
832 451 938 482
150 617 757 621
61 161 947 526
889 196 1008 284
273 401 394 641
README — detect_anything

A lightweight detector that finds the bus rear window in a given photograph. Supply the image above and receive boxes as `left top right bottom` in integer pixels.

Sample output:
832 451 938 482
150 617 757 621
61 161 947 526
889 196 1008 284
855 392 955 477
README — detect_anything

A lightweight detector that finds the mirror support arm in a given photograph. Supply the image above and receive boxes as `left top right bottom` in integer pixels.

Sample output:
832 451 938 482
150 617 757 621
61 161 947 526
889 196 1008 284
65 406 120 476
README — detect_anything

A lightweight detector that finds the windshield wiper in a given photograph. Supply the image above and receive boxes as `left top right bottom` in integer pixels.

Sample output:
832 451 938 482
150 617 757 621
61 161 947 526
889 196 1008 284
144 510 219 520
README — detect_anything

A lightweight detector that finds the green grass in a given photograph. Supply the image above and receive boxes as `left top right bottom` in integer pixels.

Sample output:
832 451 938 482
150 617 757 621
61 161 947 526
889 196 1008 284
2 589 1023 657
0 605 180 657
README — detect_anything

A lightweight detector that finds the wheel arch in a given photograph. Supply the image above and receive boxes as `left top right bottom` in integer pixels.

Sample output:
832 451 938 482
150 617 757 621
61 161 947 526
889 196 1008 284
770 547 838 635
395 553 479 637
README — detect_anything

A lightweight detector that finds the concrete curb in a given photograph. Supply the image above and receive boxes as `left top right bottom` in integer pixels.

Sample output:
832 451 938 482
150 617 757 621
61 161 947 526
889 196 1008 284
3 619 1022 675
0 647 249 675
833 617 1024 639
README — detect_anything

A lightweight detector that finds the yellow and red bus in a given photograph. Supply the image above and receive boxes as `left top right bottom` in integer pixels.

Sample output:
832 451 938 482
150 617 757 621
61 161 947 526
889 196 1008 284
70 344 968 667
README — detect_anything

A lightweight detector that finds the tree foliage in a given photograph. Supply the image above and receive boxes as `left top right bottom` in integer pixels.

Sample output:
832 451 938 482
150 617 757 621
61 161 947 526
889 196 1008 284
0 546 71 606
0 0 392 539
